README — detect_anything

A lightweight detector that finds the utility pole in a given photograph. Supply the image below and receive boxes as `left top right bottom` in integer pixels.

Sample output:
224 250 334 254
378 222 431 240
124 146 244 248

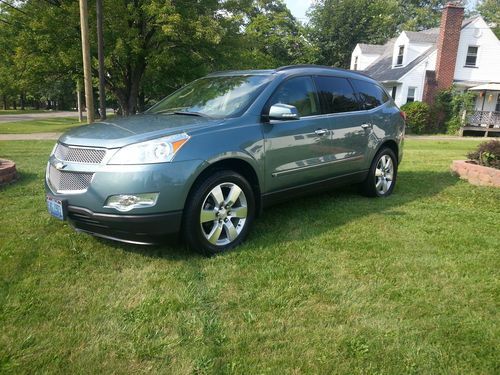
79 0 94 124
76 81 83 123
96 0 106 120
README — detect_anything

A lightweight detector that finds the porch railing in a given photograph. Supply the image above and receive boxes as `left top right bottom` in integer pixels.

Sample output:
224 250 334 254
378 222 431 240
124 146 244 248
466 110 500 128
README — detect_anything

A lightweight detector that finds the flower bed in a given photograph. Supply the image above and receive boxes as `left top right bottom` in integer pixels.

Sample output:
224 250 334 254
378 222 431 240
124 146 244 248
451 160 500 187
0 159 18 185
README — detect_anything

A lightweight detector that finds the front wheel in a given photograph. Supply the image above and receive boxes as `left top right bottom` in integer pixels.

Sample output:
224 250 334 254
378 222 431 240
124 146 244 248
182 170 255 256
361 148 398 197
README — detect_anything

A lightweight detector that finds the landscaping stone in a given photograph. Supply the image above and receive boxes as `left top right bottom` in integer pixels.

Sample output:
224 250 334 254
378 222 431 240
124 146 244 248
0 159 18 186
451 160 500 188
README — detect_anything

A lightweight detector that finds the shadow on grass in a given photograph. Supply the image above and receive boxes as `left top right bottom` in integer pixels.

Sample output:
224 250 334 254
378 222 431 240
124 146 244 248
0 171 39 191
98 170 459 259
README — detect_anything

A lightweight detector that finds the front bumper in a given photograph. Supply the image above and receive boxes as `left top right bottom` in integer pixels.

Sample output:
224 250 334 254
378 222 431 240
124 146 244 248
67 205 182 245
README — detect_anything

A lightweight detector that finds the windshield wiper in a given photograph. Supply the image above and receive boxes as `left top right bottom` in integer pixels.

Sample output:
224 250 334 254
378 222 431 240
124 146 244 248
173 111 212 119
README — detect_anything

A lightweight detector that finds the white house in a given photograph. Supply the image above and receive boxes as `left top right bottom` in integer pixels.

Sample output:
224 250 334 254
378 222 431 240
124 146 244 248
350 3 500 136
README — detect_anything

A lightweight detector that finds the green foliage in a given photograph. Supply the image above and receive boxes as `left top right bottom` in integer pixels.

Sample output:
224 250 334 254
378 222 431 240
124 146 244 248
467 139 500 169
308 0 400 67
401 101 431 134
433 88 476 135
477 0 500 38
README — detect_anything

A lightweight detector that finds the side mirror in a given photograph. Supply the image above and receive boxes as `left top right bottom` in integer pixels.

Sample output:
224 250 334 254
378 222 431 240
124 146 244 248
268 103 300 121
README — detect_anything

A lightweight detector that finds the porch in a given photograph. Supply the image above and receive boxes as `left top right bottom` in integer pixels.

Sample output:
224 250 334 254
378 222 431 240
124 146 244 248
461 83 500 137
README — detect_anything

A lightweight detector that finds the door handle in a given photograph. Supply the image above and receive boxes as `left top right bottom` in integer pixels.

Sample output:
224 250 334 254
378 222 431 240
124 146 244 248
315 129 328 136
360 123 372 129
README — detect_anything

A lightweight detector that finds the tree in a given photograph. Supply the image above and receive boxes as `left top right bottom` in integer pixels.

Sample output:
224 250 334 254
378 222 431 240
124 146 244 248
308 0 400 67
477 0 500 38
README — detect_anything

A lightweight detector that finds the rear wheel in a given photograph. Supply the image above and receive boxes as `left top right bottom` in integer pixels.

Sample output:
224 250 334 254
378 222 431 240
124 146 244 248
361 148 398 197
182 170 255 256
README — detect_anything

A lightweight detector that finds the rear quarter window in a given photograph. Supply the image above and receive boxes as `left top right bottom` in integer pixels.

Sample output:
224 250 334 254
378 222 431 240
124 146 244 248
351 79 389 110
313 76 360 114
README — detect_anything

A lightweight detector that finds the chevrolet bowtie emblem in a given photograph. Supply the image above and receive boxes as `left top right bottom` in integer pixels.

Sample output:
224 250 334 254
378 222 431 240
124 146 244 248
55 162 66 170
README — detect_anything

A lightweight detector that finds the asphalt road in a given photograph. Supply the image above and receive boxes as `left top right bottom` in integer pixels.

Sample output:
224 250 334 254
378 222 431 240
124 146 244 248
0 111 87 123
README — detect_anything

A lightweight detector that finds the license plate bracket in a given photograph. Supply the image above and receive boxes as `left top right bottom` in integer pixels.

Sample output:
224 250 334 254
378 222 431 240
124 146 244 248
46 195 67 220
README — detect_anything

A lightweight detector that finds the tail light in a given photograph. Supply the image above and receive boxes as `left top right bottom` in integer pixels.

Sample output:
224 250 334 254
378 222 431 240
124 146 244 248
399 111 406 121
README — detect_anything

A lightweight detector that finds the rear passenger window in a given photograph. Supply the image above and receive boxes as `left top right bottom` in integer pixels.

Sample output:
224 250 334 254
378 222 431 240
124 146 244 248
351 79 389 110
269 76 320 117
313 76 360 114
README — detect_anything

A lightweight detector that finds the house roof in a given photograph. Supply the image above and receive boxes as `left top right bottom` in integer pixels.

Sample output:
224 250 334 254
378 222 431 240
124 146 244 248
404 30 438 43
360 17 479 82
365 45 436 82
358 43 386 54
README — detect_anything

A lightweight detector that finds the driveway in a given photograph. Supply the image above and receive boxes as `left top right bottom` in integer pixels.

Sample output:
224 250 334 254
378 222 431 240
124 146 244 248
0 111 84 123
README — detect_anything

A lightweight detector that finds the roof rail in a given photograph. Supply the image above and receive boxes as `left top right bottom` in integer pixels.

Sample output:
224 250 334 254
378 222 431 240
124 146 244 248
276 64 373 79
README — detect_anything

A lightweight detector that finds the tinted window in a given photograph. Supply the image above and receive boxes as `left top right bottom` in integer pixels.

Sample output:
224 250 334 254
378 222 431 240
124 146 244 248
351 79 389 110
269 76 319 117
314 76 360 114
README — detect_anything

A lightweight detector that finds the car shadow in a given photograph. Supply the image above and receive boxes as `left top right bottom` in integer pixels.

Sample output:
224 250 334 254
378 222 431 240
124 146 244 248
97 170 459 259
0 171 39 190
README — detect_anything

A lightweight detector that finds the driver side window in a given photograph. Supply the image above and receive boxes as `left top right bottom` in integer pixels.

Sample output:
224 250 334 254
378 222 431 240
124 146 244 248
268 76 320 117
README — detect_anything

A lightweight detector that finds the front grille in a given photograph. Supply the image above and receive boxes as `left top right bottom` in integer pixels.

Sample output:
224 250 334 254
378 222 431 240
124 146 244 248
48 164 94 193
54 143 106 164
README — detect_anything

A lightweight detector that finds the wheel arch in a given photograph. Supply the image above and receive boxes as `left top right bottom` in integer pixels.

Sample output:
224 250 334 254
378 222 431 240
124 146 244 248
186 157 262 216
376 139 399 164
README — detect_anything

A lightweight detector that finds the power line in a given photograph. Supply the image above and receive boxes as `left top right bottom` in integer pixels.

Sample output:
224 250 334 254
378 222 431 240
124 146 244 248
0 0 28 15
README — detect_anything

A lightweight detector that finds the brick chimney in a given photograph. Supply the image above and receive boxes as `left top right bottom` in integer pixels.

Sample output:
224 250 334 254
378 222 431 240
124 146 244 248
423 2 464 104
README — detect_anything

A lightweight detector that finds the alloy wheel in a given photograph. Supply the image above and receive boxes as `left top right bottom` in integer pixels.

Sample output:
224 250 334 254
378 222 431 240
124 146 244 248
199 182 248 246
375 154 394 195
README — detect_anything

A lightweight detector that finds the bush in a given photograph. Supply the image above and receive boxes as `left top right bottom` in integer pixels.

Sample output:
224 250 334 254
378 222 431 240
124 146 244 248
434 88 475 135
467 140 500 169
401 101 431 134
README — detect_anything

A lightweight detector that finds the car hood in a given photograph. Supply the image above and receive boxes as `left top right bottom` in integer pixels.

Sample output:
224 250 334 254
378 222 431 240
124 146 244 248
59 113 223 148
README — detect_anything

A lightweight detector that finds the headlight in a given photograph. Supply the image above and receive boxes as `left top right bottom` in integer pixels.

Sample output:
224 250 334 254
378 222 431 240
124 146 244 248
108 133 190 165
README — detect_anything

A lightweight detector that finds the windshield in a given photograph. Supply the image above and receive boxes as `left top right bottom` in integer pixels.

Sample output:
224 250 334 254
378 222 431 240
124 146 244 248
147 74 273 118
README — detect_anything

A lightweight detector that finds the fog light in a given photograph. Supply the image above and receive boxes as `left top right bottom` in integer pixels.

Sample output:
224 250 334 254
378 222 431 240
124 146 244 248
105 193 159 212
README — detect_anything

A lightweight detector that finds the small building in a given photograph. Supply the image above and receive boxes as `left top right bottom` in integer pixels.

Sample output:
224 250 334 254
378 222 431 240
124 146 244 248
350 2 500 136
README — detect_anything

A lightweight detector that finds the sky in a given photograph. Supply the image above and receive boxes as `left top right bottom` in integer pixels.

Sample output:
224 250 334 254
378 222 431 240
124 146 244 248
284 0 314 23
284 0 479 22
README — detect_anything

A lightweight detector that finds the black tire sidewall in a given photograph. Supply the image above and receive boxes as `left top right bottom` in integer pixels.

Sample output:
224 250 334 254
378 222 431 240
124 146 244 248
183 170 255 255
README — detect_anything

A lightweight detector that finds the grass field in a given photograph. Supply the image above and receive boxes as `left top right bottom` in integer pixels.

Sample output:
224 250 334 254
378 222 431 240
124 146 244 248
0 118 83 134
0 139 498 374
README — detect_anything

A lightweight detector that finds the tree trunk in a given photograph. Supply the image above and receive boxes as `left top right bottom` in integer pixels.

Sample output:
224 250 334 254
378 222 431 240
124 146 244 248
2 95 6 110
20 93 25 110
13 100 17 110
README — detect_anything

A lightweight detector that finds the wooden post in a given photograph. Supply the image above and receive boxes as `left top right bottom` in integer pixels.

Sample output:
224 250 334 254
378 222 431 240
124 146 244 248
76 81 83 123
96 0 106 120
79 0 94 124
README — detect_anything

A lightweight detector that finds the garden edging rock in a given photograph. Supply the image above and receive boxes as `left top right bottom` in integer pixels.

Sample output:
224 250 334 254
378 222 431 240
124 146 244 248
0 159 18 185
451 160 500 187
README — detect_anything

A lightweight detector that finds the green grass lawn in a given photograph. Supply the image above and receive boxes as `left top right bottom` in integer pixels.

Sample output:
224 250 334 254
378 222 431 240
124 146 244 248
0 140 498 374
0 118 83 134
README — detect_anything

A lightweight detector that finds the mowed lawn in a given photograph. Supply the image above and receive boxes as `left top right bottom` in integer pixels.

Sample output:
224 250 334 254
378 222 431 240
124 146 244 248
0 139 498 374
0 118 83 134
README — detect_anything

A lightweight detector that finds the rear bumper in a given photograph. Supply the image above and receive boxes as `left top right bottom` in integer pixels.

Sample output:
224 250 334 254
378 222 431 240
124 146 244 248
67 205 183 245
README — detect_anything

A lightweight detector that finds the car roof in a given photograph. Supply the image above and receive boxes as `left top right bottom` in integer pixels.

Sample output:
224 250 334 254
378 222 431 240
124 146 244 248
207 64 376 84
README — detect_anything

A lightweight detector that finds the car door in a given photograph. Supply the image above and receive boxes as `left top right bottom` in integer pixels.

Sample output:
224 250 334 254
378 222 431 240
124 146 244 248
262 76 335 192
312 75 371 175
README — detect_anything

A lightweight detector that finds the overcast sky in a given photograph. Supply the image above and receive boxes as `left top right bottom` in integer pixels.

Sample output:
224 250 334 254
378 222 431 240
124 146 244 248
284 0 314 22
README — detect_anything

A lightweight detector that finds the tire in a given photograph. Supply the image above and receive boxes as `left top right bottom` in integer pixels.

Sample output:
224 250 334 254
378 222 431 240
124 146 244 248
182 170 255 256
361 147 398 197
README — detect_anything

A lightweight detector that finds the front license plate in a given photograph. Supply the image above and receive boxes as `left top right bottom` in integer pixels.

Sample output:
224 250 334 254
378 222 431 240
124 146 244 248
46 196 65 220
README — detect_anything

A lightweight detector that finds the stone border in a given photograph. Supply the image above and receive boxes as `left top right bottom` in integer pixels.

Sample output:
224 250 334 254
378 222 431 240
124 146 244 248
451 160 500 187
0 159 18 186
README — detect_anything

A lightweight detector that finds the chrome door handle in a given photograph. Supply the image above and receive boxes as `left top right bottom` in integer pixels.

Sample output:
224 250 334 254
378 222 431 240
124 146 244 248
315 129 328 136
361 123 372 129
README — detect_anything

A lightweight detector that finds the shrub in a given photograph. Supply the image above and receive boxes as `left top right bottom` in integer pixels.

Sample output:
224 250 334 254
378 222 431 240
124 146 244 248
467 140 500 169
434 88 475 135
401 101 431 134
